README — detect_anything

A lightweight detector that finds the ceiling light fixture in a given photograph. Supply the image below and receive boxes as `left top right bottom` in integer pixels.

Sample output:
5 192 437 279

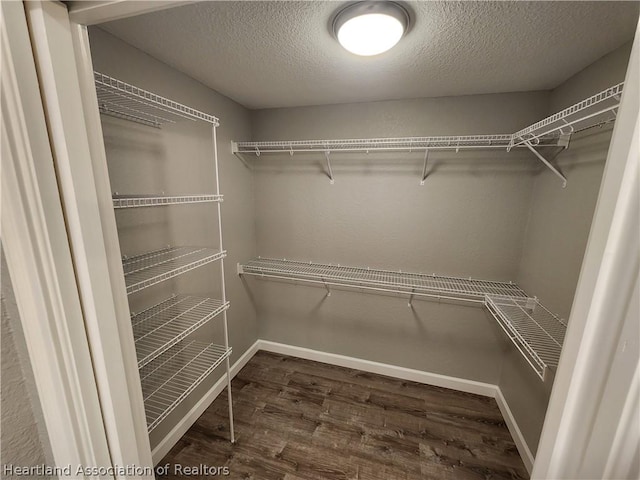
333 1 410 56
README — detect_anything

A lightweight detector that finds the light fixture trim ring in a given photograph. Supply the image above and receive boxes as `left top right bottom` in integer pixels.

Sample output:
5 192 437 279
332 1 411 42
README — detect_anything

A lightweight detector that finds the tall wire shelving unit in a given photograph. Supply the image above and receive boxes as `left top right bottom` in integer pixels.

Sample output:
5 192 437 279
94 72 234 441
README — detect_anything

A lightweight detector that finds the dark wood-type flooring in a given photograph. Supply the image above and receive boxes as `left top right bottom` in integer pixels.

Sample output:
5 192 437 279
159 351 529 479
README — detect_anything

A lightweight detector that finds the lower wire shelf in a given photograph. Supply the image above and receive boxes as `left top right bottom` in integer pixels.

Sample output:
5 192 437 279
132 295 230 368
238 257 525 302
239 257 567 381
123 246 226 295
485 295 566 381
139 340 231 433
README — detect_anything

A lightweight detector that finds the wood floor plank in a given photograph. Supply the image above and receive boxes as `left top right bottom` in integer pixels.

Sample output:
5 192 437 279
159 351 529 480
276 442 358 480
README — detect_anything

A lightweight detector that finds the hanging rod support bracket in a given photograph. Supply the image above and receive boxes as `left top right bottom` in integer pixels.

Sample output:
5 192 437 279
420 149 430 185
324 151 335 184
523 140 567 188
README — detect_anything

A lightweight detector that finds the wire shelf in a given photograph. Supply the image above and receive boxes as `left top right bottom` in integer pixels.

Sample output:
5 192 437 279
485 295 567 380
94 72 219 127
132 295 229 368
233 83 623 161
239 258 565 380
232 134 561 155
123 246 226 295
239 258 525 302
139 340 231 432
113 194 223 209
510 83 623 148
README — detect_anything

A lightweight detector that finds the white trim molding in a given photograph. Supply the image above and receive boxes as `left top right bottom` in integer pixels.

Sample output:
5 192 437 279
494 389 535 472
257 340 497 397
66 0 196 26
532 24 640 480
603 360 640 479
1 1 112 471
25 1 153 471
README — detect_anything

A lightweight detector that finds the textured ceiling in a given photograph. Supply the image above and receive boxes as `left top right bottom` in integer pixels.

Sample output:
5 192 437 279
99 1 639 109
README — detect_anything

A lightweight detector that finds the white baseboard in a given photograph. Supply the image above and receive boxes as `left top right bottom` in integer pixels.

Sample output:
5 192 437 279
151 339 260 464
257 340 497 397
495 388 534 474
151 338 534 475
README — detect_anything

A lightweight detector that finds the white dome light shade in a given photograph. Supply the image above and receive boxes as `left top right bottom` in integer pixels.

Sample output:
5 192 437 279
333 2 409 57
337 13 404 56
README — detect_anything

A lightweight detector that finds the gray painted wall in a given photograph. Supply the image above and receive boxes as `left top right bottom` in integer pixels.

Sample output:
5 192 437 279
249 92 549 384
501 42 633 455
249 43 631 457
88 28 257 448
1 251 53 478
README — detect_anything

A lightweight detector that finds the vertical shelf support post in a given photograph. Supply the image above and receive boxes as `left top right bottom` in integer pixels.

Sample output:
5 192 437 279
213 126 235 443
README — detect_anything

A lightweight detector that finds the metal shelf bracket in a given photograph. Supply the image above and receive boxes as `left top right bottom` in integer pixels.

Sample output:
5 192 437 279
408 287 415 307
523 140 567 188
420 149 430 186
324 150 335 184
322 278 331 296
230 141 251 170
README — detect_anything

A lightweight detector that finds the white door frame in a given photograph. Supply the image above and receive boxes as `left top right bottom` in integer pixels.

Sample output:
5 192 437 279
24 0 154 473
1 1 113 474
532 22 640 479
66 0 196 25
7 1 639 476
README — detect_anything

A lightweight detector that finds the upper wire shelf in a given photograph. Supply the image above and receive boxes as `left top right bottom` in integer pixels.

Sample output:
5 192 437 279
232 134 560 155
139 340 231 432
113 194 223 209
485 295 567 380
132 294 229 368
509 83 623 149
94 72 219 128
231 83 623 187
123 246 226 295
238 257 526 303
233 83 623 156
